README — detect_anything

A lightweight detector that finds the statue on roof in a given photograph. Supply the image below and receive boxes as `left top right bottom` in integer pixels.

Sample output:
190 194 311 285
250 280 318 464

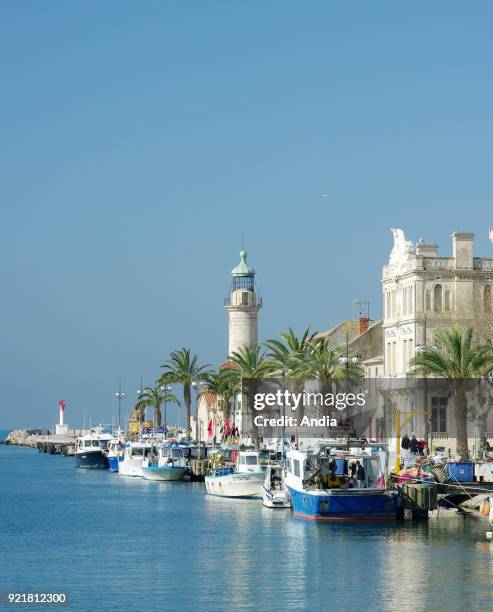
388 228 415 273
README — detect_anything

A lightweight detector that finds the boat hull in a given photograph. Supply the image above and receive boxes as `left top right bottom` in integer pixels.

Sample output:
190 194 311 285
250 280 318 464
119 464 144 477
142 466 187 481
262 485 291 508
75 450 109 470
205 472 264 498
287 486 399 521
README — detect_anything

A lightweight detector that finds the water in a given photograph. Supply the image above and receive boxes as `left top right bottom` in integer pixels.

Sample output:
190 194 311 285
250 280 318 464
1 437 492 611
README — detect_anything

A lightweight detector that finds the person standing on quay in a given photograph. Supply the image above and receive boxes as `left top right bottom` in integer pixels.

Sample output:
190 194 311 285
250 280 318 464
355 460 365 488
401 433 410 451
409 434 418 455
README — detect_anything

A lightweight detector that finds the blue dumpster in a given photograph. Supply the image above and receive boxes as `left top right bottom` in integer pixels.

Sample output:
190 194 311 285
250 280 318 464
447 462 475 482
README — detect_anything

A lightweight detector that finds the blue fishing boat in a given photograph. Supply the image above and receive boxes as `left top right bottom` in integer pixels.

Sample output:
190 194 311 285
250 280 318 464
105 437 125 472
285 441 399 521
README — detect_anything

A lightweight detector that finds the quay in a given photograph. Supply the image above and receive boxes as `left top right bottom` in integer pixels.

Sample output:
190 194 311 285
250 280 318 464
4 429 80 456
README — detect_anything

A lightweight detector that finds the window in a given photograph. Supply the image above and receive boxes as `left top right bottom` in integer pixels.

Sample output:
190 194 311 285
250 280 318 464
245 455 258 465
484 286 491 313
293 459 301 477
431 397 447 433
408 285 413 314
434 284 442 312
241 291 249 306
445 290 451 311
426 290 431 311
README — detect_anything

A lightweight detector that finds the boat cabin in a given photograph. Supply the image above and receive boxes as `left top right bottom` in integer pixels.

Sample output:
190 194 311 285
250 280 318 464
237 451 262 473
286 442 387 490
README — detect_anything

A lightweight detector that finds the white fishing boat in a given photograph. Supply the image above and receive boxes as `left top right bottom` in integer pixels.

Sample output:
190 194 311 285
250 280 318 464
75 430 113 469
205 450 264 498
142 446 191 481
261 464 291 508
118 441 152 477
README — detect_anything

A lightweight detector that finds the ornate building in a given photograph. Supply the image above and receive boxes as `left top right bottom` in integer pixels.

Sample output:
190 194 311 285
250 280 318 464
382 229 493 453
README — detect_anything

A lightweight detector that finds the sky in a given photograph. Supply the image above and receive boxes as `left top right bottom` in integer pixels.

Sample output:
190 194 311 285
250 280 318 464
2 1 493 429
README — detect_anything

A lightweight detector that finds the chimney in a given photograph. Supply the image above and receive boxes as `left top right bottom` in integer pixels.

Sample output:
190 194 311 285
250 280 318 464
452 232 474 269
358 316 369 335
415 241 438 257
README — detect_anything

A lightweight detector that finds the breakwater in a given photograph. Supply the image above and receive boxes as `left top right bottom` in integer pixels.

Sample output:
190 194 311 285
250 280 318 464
4 429 78 455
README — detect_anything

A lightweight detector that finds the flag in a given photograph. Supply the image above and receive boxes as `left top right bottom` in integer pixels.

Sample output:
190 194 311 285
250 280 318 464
207 419 213 437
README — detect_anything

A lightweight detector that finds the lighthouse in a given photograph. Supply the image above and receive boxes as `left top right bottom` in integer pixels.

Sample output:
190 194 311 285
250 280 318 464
55 400 69 436
224 250 262 356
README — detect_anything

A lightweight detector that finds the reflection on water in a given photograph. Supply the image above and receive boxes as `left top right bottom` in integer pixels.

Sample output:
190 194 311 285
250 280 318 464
1 445 492 611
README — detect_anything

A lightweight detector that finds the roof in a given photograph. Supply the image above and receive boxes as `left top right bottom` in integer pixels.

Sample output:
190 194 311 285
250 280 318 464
362 355 384 365
232 250 255 276
315 319 380 345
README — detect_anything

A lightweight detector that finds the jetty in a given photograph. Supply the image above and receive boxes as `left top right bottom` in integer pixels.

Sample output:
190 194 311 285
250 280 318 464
4 429 80 456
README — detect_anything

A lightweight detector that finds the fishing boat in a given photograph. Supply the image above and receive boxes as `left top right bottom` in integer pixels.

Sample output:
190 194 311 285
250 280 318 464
261 464 291 508
75 430 113 469
141 446 191 481
285 441 399 521
118 441 153 477
205 450 264 498
105 437 125 472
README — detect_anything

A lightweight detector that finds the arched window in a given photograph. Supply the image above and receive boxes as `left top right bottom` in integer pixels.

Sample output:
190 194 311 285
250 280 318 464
434 284 442 312
426 290 431 311
484 285 491 313
444 290 451 311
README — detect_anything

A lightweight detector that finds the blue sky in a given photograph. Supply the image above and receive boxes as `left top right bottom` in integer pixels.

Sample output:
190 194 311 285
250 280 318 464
2 1 493 428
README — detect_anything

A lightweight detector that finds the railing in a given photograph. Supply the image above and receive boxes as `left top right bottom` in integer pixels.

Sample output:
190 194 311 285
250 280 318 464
422 257 455 270
474 258 493 271
224 296 262 307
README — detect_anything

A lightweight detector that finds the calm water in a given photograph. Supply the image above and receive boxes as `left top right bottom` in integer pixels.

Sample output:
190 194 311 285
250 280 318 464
1 434 492 611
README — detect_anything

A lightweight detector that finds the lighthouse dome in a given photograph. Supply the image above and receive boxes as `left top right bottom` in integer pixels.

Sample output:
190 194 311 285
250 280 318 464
232 250 255 276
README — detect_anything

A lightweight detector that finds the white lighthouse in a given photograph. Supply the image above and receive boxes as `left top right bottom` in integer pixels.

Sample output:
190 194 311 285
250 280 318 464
55 400 69 436
224 250 262 356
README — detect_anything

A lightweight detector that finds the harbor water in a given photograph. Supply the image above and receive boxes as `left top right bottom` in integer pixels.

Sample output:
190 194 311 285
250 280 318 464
1 435 492 611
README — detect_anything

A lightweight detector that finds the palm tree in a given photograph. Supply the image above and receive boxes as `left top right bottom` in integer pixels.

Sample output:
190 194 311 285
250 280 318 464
159 348 211 439
410 326 493 458
303 336 363 388
264 328 316 426
230 345 274 379
134 385 180 427
263 327 315 378
200 368 239 423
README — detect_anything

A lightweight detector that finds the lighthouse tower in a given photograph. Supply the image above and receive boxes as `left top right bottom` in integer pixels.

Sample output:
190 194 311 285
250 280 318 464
225 250 261 356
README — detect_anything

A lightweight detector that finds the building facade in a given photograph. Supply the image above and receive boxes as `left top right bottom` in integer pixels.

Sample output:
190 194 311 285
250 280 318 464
382 229 493 453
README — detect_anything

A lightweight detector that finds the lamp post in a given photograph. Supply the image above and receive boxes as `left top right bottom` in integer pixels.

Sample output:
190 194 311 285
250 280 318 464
191 381 199 443
160 384 172 438
115 382 126 429
339 327 359 437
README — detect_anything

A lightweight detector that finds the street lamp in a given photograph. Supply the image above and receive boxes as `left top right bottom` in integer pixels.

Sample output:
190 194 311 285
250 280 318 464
115 382 126 429
160 384 172 437
191 381 198 443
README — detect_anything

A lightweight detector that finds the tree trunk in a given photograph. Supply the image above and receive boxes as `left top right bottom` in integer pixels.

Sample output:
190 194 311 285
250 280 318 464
454 387 469 459
184 383 191 439
154 405 161 427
